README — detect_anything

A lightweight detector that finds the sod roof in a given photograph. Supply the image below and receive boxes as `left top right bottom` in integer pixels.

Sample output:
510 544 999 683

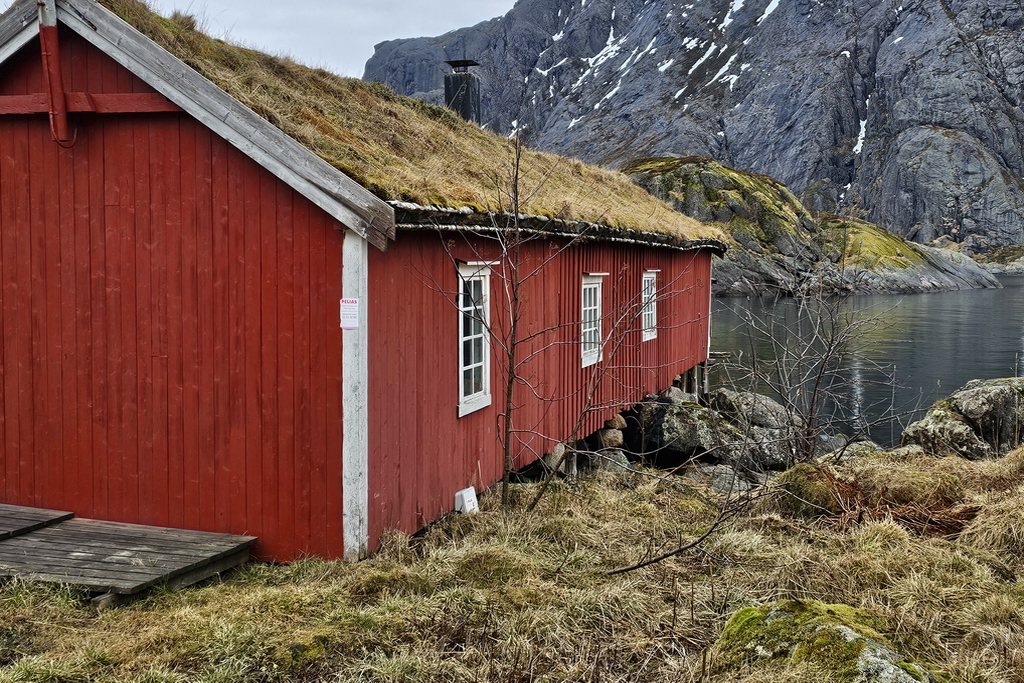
96 0 725 246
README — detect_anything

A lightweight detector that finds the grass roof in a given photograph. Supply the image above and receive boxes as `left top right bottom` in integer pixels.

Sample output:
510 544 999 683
96 0 724 243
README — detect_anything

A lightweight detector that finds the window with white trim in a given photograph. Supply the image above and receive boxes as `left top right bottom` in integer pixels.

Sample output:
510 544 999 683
642 271 658 341
458 264 491 417
581 274 603 367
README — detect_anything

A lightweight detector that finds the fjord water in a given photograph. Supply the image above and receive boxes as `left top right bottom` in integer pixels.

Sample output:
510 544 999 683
711 276 1024 447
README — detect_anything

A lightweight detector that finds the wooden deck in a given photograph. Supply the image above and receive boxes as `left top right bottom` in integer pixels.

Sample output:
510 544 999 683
0 505 257 596
0 503 73 540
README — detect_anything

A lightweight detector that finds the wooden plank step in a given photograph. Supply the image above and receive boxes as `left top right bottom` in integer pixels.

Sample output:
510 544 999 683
0 504 74 541
0 517 257 595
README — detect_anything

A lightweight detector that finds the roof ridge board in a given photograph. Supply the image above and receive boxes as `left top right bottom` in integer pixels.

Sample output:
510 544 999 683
0 0 39 64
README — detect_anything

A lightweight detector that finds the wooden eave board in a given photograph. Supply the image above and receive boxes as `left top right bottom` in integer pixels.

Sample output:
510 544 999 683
0 518 257 594
0 0 394 250
0 0 37 64
0 504 73 541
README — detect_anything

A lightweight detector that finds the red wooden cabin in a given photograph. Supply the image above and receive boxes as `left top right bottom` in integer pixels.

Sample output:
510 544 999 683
0 0 725 561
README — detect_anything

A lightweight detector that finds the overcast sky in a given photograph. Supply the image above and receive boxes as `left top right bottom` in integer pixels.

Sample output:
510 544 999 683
148 0 517 77
2 0 516 77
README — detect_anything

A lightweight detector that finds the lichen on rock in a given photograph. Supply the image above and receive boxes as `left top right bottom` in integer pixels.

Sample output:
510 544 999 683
626 157 999 296
713 599 945 682
902 378 1024 458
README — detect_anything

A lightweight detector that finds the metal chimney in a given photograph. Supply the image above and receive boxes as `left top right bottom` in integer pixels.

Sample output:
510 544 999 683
444 60 481 124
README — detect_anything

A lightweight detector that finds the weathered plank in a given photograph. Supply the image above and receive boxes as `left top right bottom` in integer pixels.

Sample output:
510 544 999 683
0 504 73 540
0 0 37 67
47 518 256 545
0 516 256 594
0 529 249 558
0 92 182 113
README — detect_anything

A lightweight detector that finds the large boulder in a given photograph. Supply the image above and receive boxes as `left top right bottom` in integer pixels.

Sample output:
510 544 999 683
627 390 844 470
710 388 841 467
710 388 796 430
900 405 993 460
902 378 1024 458
952 378 1024 450
647 400 789 470
648 402 733 461
713 599 942 682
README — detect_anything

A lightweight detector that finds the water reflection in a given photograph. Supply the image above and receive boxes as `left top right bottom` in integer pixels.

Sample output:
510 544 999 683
711 276 1024 446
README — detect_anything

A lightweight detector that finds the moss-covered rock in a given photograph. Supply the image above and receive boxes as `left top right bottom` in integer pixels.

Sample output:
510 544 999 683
648 401 737 459
902 378 1024 458
773 464 844 519
822 216 926 271
713 599 946 682
901 407 990 460
626 157 815 253
646 399 793 470
627 156 998 296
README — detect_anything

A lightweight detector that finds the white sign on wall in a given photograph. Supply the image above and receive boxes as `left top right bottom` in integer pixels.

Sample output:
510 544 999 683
341 298 360 329
455 486 479 514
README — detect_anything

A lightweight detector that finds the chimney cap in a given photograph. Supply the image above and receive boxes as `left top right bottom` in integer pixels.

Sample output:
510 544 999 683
445 59 480 72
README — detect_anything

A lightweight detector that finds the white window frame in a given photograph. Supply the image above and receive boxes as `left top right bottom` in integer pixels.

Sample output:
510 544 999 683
581 274 604 368
642 270 658 341
457 263 492 417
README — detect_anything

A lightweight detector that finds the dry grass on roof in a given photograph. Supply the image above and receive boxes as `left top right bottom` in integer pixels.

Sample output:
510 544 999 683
97 0 723 242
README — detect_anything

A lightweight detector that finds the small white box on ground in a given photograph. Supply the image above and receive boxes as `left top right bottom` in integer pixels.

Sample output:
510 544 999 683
455 486 479 513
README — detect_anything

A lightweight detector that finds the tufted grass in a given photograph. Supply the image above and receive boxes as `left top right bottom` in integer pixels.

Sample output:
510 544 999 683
3 448 1024 681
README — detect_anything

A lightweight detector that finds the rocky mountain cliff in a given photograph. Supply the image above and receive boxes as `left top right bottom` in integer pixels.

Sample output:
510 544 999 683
365 0 1024 254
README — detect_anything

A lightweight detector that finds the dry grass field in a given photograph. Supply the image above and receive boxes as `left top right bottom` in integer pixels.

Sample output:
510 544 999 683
2 448 1024 682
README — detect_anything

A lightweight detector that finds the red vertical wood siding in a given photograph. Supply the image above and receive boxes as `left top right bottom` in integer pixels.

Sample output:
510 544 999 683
0 33 346 560
0 29 717 560
367 231 713 548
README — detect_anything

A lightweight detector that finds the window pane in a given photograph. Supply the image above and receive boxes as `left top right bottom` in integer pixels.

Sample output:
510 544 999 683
459 270 491 407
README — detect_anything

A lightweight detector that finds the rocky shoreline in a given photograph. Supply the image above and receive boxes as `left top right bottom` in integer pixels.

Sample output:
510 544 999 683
713 238 1000 298
980 260 1024 276
555 377 1024 495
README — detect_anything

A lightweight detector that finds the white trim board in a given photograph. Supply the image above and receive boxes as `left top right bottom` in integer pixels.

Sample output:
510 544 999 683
0 2 38 64
342 230 370 561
